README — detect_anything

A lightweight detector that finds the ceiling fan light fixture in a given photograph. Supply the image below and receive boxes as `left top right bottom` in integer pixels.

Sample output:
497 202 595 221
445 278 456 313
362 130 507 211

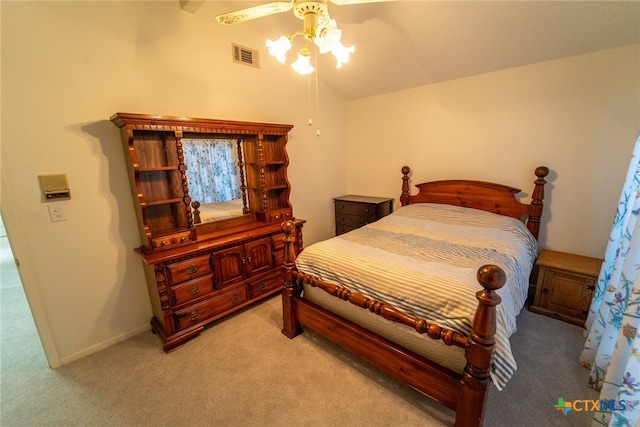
314 19 342 54
266 35 292 64
331 41 354 68
218 0 364 75
291 48 315 75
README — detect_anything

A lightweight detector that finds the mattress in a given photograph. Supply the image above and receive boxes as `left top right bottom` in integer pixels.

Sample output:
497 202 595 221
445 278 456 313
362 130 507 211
295 203 538 390
197 199 244 223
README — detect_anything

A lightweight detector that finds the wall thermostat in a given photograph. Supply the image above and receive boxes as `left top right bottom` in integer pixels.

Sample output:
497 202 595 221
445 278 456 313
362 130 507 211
39 174 70 200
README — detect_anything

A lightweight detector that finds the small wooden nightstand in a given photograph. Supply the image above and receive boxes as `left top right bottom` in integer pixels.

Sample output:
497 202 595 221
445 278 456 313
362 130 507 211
334 195 394 235
529 249 602 326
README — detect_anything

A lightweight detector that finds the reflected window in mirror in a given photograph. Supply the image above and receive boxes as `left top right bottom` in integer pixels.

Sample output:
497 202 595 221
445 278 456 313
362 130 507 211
182 138 248 224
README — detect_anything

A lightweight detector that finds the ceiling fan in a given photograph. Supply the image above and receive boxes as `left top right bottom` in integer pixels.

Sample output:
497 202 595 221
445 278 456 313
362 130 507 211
216 0 390 74
215 0 389 26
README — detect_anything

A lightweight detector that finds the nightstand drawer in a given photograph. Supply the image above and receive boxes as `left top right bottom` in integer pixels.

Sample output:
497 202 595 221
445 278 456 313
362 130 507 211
334 195 393 236
336 224 359 235
335 200 379 219
336 211 376 226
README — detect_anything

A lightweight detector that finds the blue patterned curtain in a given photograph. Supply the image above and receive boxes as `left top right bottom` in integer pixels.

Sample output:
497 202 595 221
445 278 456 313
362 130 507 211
182 139 242 204
580 133 640 426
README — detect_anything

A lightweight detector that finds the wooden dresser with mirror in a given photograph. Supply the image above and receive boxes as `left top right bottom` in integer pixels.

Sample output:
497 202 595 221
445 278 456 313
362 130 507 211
111 113 304 352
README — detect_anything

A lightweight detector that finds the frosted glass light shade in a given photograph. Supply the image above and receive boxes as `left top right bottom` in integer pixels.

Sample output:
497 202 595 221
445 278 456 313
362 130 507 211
314 19 342 54
291 51 314 75
266 35 292 64
331 42 354 68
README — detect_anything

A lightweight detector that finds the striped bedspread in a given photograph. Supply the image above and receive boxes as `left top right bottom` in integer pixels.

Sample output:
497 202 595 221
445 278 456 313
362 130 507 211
295 203 538 390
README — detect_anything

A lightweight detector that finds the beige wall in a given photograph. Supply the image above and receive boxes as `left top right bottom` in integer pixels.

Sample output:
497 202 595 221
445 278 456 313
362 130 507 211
1 1 638 367
0 1 347 365
347 44 640 259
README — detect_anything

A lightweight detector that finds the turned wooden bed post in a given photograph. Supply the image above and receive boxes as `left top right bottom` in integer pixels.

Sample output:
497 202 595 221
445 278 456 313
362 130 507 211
526 166 550 239
456 264 506 427
281 220 302 338
400 166 411 206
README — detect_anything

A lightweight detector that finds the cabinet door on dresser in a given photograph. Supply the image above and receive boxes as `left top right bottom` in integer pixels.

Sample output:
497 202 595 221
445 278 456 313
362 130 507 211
212 237 273 289
244 238 274 277
212 245 247 289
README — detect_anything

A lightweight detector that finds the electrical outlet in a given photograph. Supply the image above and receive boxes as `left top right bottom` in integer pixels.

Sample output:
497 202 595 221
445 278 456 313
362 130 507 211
47 205 67 222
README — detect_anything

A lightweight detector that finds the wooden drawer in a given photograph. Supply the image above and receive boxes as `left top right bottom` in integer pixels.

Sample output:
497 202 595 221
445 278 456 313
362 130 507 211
150 230 195 251
336 212 376 227
167 254 212 284
175 287 249 331
334 195 393 236
336 224 359 235
249 274 282 298
335 201 378 221
274 249 284 267
260 209 293 223
272 233 285 252
170 274 214 306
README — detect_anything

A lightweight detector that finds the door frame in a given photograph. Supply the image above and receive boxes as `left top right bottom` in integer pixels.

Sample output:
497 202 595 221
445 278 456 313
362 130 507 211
1 168 61 368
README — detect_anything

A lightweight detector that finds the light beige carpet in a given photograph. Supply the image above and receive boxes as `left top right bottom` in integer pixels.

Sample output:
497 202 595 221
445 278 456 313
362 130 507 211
1 233 598 426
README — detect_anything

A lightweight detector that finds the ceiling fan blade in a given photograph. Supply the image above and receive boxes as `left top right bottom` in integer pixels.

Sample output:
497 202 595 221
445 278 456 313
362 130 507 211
329 0 395 5
216 2 293 25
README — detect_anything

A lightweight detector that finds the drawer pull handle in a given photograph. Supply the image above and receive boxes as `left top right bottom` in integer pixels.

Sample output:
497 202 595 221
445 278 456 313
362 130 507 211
185 265 199 274
230 294 242 304
188 310 200 321
258 282 269 291
189 286 200 295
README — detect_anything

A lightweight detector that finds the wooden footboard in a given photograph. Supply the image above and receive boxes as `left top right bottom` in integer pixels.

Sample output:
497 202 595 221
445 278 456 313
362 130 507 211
280 220 505 427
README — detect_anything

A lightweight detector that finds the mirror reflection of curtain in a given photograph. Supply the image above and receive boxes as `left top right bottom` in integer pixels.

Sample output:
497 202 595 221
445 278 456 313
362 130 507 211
182 139 241 204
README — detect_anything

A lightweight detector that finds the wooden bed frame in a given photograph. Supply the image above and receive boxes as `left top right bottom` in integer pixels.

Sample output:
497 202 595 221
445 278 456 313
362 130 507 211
280 165 549 426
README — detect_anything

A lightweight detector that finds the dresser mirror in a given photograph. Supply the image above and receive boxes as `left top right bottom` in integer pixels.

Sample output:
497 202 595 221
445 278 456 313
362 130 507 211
112 112 294 254
183 137 249 224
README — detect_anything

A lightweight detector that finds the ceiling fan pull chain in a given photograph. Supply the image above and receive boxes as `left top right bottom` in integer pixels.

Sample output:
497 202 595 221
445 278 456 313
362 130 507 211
307 70 313 127
315 44 321 137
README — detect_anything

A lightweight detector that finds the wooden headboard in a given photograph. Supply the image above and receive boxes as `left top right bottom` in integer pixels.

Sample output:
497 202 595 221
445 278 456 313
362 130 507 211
400 166 549 239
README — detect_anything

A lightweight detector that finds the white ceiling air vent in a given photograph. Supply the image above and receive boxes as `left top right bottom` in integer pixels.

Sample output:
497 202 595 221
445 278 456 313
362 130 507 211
232 43 259 68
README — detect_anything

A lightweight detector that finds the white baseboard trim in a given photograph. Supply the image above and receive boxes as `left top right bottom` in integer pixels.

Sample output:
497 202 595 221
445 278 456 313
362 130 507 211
58 324 151 366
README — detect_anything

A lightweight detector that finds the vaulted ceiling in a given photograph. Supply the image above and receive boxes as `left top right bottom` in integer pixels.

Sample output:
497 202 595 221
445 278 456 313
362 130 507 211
194 1 640 101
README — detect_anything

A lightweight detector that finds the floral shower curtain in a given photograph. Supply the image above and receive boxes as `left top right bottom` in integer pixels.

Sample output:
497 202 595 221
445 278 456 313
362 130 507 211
580 133 640 426
182 139 242 204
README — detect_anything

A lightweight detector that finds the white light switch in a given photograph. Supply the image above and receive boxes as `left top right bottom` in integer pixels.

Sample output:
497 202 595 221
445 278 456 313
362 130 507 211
48 205 67 222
